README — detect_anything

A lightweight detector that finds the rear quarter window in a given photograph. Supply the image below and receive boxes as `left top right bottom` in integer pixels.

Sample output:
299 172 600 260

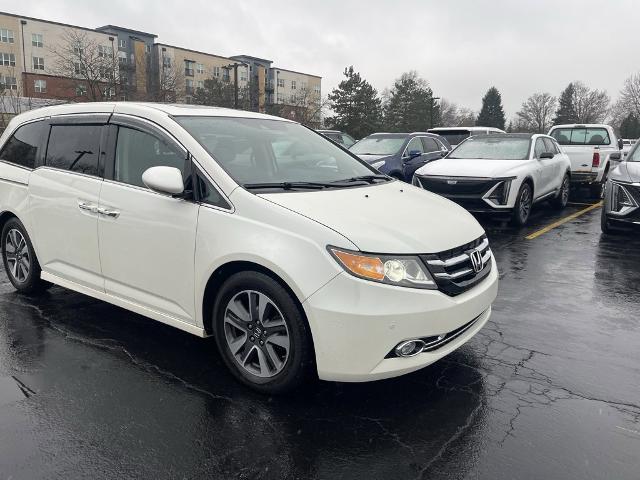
0 120 46 169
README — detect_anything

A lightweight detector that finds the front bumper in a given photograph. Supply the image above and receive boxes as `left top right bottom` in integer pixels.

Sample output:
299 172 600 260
302 257 498 382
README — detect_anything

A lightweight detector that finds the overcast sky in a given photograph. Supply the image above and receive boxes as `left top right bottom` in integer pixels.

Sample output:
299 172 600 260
17 0 639 118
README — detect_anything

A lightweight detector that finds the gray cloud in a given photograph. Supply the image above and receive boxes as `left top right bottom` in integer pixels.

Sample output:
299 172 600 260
16 0 638 118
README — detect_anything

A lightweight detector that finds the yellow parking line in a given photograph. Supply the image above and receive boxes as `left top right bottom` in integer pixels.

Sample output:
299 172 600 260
526 201 602 240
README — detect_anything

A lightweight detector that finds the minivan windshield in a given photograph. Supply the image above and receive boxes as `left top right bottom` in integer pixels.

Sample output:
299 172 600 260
175 116 382 188
448 136 531 160
550 127 611 146
349 135 406 156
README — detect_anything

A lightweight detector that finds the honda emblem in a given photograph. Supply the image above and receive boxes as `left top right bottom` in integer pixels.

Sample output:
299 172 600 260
469 249 484 273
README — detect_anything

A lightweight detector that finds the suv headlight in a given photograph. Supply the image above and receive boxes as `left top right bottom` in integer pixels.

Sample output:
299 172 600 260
328 247 437 289
484 178 515 206
610 182 638 215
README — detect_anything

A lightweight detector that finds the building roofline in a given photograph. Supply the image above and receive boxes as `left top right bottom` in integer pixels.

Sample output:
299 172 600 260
0 10 110 35
230 54 273 64
97 25 157 38
154 43 237 62
273 66 321 79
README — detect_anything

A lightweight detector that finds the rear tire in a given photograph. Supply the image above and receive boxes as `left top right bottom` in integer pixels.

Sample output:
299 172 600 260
552 174 570 210
511 182 533 226
212 271 315 394
1 217 51 294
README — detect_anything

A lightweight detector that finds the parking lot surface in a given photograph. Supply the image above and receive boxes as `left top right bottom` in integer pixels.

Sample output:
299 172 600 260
0 193 639 479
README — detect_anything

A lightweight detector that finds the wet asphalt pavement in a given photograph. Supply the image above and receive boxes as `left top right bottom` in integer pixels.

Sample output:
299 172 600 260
0 190 639 480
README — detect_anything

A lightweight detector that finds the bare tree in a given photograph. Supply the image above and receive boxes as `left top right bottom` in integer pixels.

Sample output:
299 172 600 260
147 58 184 103
437 99 477 127
609 73 640 132
268 88 328 128
48 29 120 101
515 92 557 133
571 81 610 124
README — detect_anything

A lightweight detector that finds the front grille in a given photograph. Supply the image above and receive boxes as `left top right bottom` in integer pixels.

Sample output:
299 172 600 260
420 235 492 296
417 176 501 196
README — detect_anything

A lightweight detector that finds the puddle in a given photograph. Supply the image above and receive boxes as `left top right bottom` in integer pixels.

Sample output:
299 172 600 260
0 376 35 407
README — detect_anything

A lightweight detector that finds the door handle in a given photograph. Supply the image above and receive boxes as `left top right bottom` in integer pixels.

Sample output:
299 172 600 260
97 207 120 219
78 201 99 213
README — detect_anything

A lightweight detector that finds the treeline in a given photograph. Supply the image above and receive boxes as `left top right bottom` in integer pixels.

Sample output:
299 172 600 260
325 66 640 139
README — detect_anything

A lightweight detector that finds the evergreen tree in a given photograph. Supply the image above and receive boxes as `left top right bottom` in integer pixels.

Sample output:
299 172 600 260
620 113 640 138
476 87 506 129
383 71 436 132
326 66 383 139
553 83 578 125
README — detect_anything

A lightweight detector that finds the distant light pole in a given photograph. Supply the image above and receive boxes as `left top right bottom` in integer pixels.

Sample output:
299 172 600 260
430 96 441 128
224 62 244 109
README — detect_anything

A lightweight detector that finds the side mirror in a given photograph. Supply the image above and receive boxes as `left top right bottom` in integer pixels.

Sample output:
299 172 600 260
618 138 624 150
610 151 622 161
142 166 184 195
405 150 422 160
539 152 554 159
440 150 447 157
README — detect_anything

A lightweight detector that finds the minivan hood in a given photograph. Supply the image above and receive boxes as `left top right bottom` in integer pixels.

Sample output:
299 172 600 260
259 181 484 254
416 158 529 178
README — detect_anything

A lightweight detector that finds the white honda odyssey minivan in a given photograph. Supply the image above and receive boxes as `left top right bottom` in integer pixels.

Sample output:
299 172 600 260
0 103 498 393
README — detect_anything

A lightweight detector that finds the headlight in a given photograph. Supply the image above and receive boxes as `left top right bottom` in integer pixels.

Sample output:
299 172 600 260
610 182 638 215
412 175 422 187
328 247 437 289
485 178 515 206
371 160 385 169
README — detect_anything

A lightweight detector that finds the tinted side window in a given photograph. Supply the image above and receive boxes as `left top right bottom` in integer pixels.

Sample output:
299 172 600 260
405 137 424 156
196 172 230 209
115 126 186 188
421 137 440 153
534 138 546 158
0 121 45 169
542 138 557 154
46 124 102 176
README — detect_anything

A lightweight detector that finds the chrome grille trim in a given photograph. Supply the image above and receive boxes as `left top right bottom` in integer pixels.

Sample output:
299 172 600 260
426 238 489 267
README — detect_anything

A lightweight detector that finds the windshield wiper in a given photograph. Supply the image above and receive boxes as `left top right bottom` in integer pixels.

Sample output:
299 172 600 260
333 174 390 184
244 181 334 190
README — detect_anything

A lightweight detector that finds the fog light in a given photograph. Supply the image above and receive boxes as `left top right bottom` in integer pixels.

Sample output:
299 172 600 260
394 339 426 357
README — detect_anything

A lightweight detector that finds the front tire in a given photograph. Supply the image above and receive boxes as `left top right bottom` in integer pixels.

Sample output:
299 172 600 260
552 174 570 210
600 207 613 234
1 217 51 294
212 271 314 394
511 182 533 226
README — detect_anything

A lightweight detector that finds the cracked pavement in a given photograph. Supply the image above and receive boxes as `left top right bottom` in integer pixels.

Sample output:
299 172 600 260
0 191 639 479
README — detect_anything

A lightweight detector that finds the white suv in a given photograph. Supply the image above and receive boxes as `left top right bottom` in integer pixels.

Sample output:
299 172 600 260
413 134 572 225
0 103 498 393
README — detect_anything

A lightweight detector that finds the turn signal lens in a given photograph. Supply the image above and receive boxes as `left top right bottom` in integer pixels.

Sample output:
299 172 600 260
331 249 384 281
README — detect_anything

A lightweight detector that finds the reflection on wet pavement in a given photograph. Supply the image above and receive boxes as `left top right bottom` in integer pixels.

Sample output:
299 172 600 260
0 192 638 479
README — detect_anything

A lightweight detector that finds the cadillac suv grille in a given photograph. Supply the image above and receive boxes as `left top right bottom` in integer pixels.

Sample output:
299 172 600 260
420 235 492 296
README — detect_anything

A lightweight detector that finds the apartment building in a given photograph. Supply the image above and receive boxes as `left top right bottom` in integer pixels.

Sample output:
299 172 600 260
155 43 249 104
0 10 322 124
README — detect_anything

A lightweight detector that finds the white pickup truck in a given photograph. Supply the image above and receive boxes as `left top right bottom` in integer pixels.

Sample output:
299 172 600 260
548 124 623 195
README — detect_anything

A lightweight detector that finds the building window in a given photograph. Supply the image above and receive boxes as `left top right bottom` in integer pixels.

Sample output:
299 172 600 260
118 39 126 48
184 60 195 76
196 63 204 74
197 80 204 89
99 67 113 80
120 94 127 101
0 29 14 43
1 52 16 66
73 43 83 56
0 76 17 90
291 80 296 90
98 45 112 58
185 78 194 94
222 69 229 82
118 51 127 64
32 56 45 70
145 44 151 53
34 79 46 93
240 70 247 82
121 73 128 85
290 94 297 103
277 93 284 103
31 33 43 47
277 78 285 88
314 85 321 95
300 82 307 92
162 56 171 67
74 62 87 75
213 66 220 78
76 84 87 96
102 86 115 98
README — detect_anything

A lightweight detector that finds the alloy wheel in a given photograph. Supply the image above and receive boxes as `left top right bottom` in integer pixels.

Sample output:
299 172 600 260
223 290 291 378
561 177 570 206
519 186 532 223
5 228 30 283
